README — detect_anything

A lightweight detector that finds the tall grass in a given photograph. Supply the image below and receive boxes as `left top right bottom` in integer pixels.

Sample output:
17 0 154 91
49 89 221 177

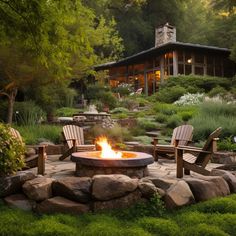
15 125 62 144
190 101 236 141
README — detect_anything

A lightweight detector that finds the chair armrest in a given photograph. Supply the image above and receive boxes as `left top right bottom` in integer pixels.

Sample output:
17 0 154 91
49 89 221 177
176 146 211 154
27 144 47 148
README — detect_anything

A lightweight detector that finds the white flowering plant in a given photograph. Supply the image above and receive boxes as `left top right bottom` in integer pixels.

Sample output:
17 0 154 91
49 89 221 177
174 93 205 106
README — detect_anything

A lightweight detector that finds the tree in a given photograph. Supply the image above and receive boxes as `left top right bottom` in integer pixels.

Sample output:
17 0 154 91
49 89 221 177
0 0 124 123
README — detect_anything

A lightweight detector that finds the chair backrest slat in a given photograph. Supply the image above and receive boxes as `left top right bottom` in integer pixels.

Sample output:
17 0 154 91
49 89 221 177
10 127 23 144
171 125 193 146
195 127 222 166
62 125 84 148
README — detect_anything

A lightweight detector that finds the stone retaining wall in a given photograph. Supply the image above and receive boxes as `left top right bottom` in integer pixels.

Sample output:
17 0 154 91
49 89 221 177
1 169 236 215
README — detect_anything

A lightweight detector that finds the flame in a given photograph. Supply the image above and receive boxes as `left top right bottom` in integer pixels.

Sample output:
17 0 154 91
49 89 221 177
96 136 122 159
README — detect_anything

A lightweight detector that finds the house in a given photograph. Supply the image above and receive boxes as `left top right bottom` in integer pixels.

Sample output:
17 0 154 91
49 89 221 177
95 23 236 95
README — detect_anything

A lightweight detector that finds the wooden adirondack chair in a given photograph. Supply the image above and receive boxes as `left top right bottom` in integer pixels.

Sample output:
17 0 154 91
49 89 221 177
10 128 46 175
175 127 222 178
153 125 194 161
59 125 96 161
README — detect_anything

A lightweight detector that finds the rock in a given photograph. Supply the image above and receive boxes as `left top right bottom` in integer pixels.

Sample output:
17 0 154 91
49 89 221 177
0 171 36 197
138 181 157 198
4 193 35 211
93 190 142 212
147 177 178 191
164 180 195 209
36 196 90 215
211 169 236 193
25 148 36 157
52 177 92 203
185 176 230 202
92 175 138 200
22 177 54 201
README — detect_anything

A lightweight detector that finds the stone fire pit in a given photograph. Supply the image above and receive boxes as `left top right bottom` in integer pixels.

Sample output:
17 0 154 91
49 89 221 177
71 151 154 178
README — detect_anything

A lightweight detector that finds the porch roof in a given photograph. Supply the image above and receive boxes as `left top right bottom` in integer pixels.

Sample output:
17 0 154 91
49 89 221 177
95 41 230 70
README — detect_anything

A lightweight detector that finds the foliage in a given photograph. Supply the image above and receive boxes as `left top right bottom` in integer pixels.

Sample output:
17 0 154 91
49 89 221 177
218 137 236 152
0 123 25 176
88 124 131 143
13 101 45 126
156 85 187 103
166 114 182 129
155 113 168 123
137 118 157 131
174 93 205 106
15 125 62 145
55 107 80 117
110 107 129 114
112 83 133 96
119 97 139 110
2 194 236 235
189 101 236 141
132 136 152 145
207 86 228 98
85 84 117 110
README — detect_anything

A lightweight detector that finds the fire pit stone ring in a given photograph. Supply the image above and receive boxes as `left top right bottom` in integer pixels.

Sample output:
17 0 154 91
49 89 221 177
71 151 154 178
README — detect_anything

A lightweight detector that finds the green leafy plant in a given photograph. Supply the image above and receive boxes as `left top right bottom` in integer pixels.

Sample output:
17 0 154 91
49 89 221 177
0 123 25 176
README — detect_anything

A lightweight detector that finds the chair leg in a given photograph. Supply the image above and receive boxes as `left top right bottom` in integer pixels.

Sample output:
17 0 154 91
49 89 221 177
59 148 73 161
38 146 45 175
184 168 190 175
176 148 184 178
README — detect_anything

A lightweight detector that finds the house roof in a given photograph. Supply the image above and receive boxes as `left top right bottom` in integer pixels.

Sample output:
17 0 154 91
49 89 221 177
95 41 231 70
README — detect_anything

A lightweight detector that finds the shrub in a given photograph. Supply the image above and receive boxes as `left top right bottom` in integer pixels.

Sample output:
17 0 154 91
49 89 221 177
110 107 129 114
156 85 187 103
166 114 182 129
119 97 139 110
155 113 168 123
55 107 79 117
15 125 62 144
112 83 133 96
218 137 236 151
137 118 157 131
190 101 236 141
208 86 227 98
174 93 204 106
178 111 194 122
153 103 177 115
14 101 45 125
0 123 25 176
132 136 152 144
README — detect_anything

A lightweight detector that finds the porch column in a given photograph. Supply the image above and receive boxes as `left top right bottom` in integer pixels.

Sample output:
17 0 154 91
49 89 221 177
173 50 178 76
203 55 207 75
144 71 148 96
160 56 165 84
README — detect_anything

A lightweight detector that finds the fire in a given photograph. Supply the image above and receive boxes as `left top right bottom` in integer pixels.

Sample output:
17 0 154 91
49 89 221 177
96 136 122 159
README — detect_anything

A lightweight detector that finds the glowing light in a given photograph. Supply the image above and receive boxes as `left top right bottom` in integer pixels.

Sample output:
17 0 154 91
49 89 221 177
96 136 122 159
187 58 192 64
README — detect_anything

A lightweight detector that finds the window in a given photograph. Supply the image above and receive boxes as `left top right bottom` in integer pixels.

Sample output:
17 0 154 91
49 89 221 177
185 65 192 75
178 64 184 74
195 54 204 64
195 66 204 75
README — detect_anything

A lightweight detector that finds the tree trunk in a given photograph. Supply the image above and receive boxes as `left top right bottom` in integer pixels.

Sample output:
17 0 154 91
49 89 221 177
7 88 18 124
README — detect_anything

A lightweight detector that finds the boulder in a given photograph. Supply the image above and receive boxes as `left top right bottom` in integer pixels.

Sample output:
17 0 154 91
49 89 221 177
36 196 90 215
92 175 138 200
211 169 236 193
93 190 142 212
147 177 178 191
164 180 195 209
185 176 230 202
52 177 92 203
23 177 54 201
138 181 157 198
0 171 36 197
4 193 35 211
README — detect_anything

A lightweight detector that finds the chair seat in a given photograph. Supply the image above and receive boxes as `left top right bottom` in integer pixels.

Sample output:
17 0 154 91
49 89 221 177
76 145 96 152
183 153 197 164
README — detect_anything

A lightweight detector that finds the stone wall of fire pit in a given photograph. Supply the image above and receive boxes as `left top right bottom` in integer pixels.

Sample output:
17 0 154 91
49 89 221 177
1 169 236 215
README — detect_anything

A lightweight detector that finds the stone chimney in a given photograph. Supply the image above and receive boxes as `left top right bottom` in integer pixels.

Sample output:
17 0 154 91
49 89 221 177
155 23 176 47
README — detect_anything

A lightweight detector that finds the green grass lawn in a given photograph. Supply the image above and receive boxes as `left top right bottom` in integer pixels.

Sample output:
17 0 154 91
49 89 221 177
1 194 236 236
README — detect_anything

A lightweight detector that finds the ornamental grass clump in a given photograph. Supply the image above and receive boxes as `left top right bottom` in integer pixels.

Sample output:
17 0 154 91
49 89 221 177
0 123 25 176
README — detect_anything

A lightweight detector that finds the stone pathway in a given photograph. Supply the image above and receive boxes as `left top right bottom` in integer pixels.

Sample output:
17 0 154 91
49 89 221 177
36 155 224 180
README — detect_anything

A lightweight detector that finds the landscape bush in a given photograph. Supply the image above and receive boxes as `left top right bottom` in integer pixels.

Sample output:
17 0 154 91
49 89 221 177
14 101 45 125
137 118 157 131
155 113 168 123
55 107 80 117
207 86 228 98
190 101 236 141
0 123 25 176
155 85 187 103
166 114 182 129
15 125 62 144
174 93 204 106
